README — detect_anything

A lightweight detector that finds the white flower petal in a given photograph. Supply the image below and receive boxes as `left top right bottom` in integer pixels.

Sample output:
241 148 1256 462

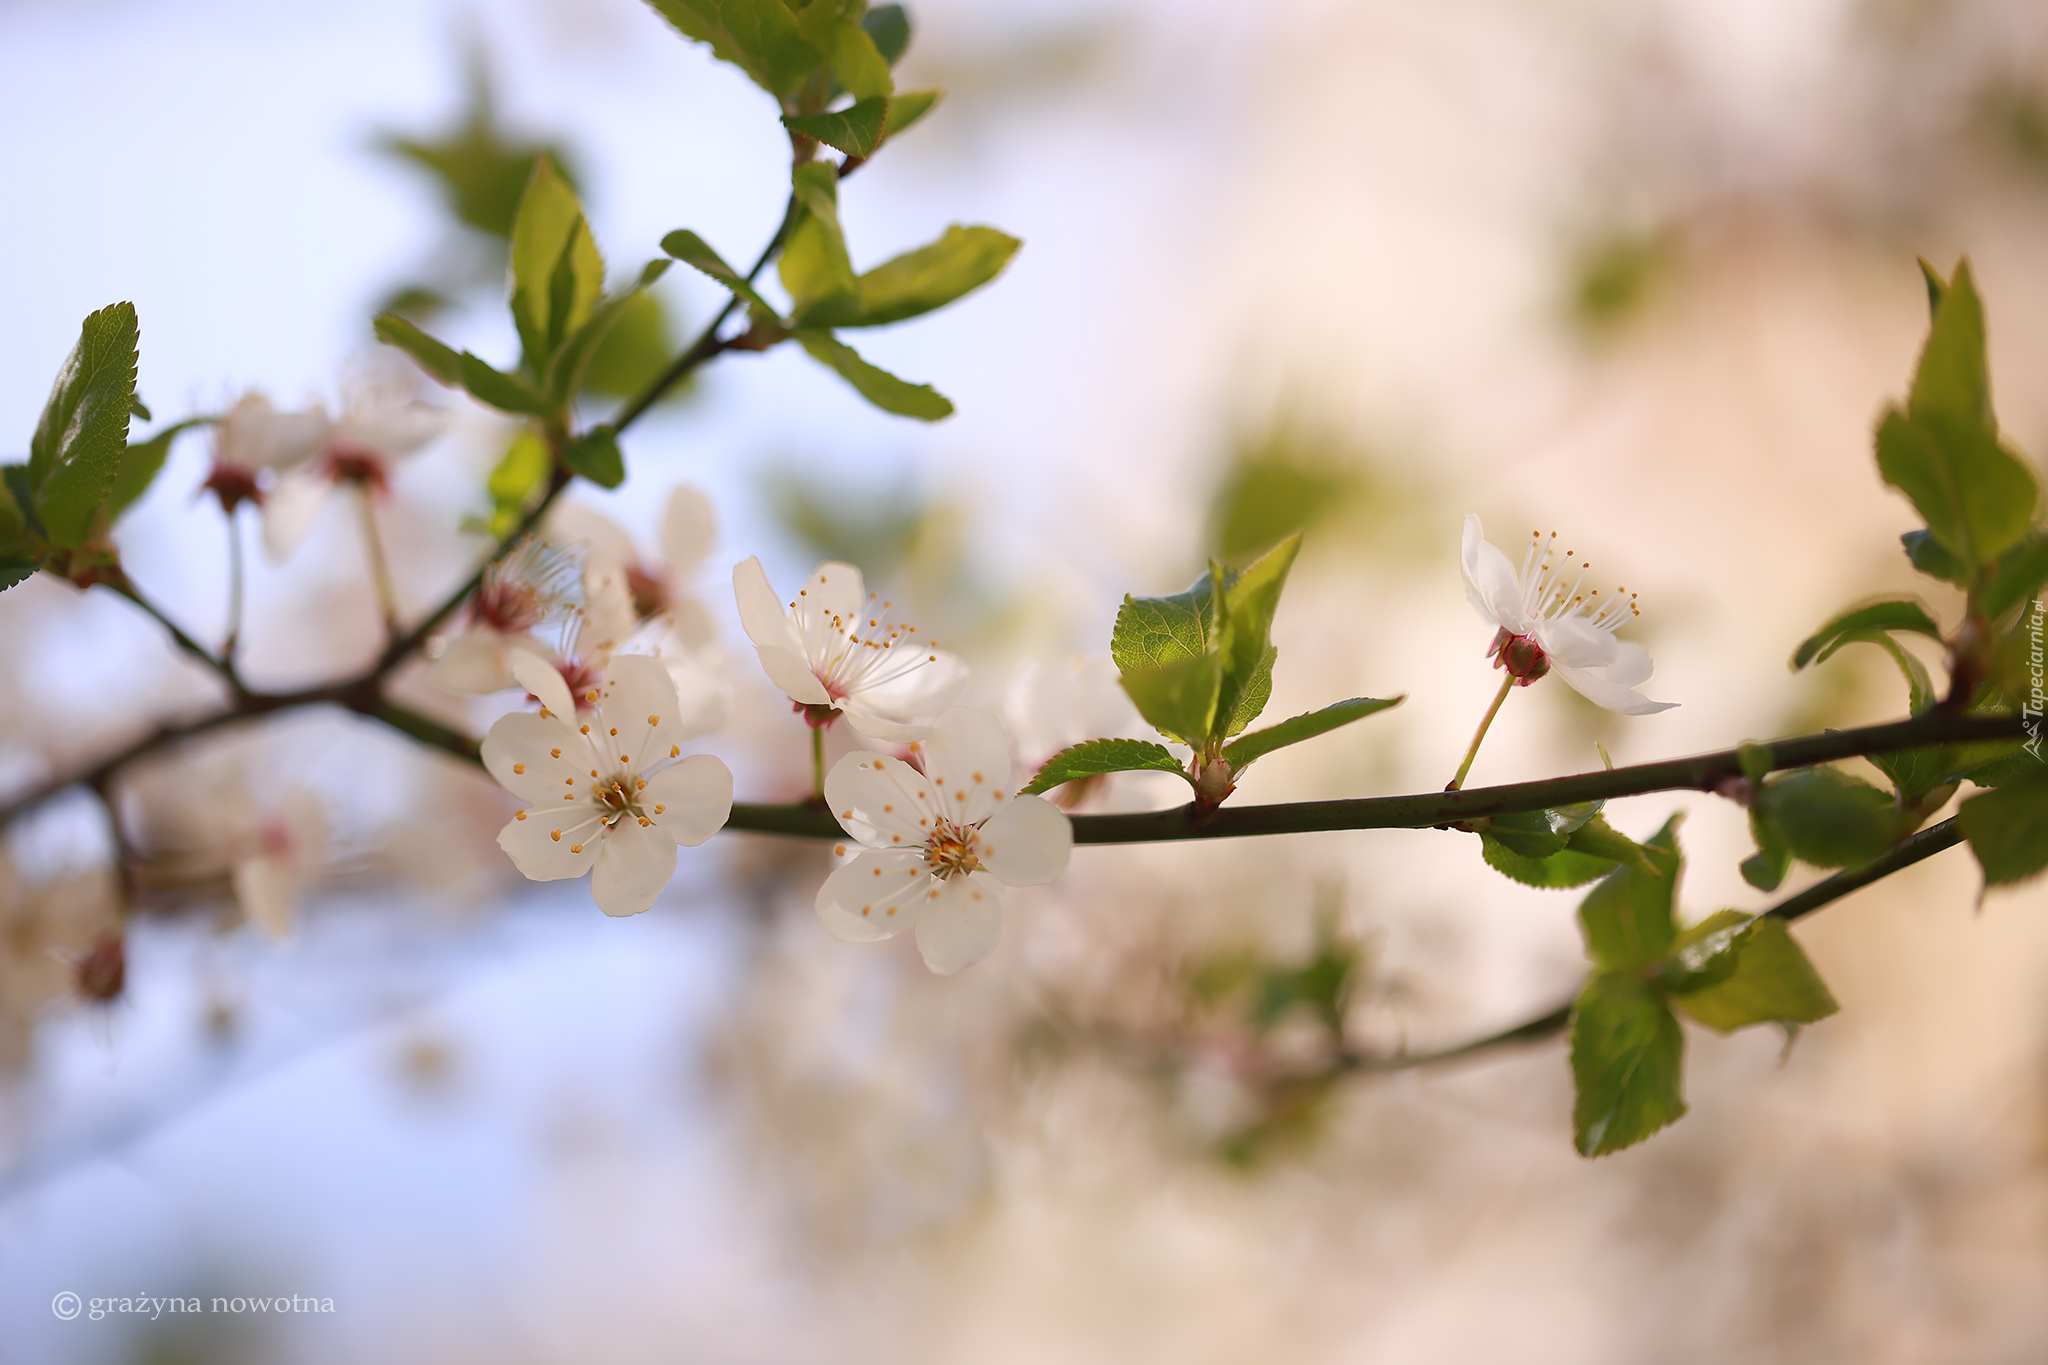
917 707 1013 826
1552 659 1678 715
589 817 677 917
755 644 832 706
815 850 929 942
733 557 802 652
482 712 591 802
498 808 604 881
824 751 940 849
838 704 931 743
660 485 716 575
333 399 445 459
260 469 331 561
430 631 519 695
641 754 734 846
853 648 971 721
660 646 732 742
913 871 1004 974
667 599 717 650
795 561 865 634
231 855 298 941
976 793 1072 887
592 655 689 768
510 651 576 722
1535 616 1619 670
218 394 332 471
1461 514 1528 634
545 500 640 568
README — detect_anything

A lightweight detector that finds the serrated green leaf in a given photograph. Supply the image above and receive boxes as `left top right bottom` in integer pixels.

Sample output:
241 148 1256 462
862 3 911 64
1565 814 1661 874
457 352 552 416
1960 744 2036 789
107 417 210 522
784 97 889 157
29 302 139 549
1570 972 1686 1157
1754 767 1900 869
1671 916 1839 1033
823 16 892 100
374 313 465 385
646 0 824 100
792 329 953 420
545 260 674 405
661 229 780 317
0 470 42 593
1480 835 1616 889
1792 598 1942 668
828 225 1020 328
1958 771 2048 887
1982 531 2048 622
483 427 553 536
1222 695 1404 770
1119 650 1224 748
1658 909 1756 993
1019 738 1190 796
1224 645 1275 737
1741 802 1793 892
1577 814 1683 971
1901 528 1968 585
1213 533 1300 737
558 426 625 489
582 289 676 400
510 155 603 372
1908 258 1993 434
1876 410 2037 571
1484 802 1606 859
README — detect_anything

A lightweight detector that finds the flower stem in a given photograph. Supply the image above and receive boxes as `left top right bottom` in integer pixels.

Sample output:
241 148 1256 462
223 509 245 668
811 726 826 800
1448 675 1515 791
355 483 400 639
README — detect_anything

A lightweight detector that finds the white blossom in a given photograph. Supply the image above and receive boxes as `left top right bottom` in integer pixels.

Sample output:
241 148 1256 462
816 707 1072 974
201 393 331 514
733 556 967 742
481 654 734 917
428 539 582 697
1460 514 1676 715
262 383 446 560
0 850 119 1071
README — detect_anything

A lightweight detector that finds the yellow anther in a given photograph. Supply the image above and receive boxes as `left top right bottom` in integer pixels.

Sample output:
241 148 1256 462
655 804 666 814
516 810 527 820
669 745 680 758
551 830 562 841
647 715 659 726
609 727 618 736
513 763 526 774
570 843 583 853
550 748 561 758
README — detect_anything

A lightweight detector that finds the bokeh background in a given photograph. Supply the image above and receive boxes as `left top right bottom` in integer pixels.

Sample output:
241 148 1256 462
4 0 2048 1359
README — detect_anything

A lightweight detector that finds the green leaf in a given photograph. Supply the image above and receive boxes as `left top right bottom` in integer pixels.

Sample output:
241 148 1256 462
792 329 953 420
1791 598 1942 668
884 89 942 139
1958 772 2048 887
0 470 43 593
1019 738 1191 796
1222 696 1405 770
457 353 551 416
1981 531 2048 622
822 16 893 100
1570 972 1686 1157
1908 258 1993 434
660 229 780 317
1577 814 1683 971
1483 802 1605 860
1565 814 1662 874
374 313 465 385
1481 835 1617 889
1112 570 1219 673
545 259 674 405
558 425 625 489
1212 533 1301 737
107 417 210 522
28 302 139 549
509 154 603 373
780 163 857 316
128 395 151 422
1901 528 1967 585
645 0 823 100
1875 409 2037 571
482 427 554 537
1753 767 1900 869
1671 916 1839 1033
1658 909 1756 993
824 225 1021 328
862 3 911 65
783 97 889 157
581 289 677 400
1119 650 1224 748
